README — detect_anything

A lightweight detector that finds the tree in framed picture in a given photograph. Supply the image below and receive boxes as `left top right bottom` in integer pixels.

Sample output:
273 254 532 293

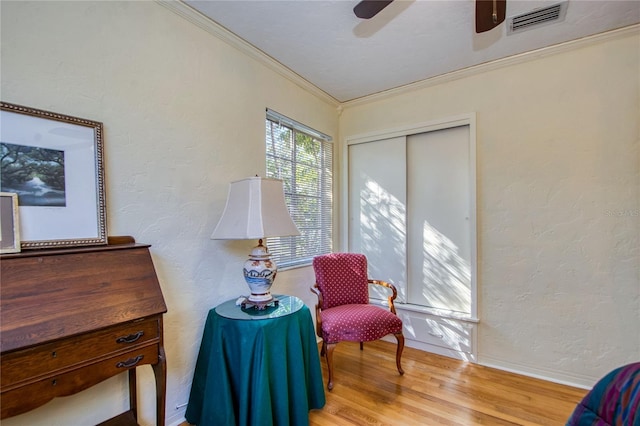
1 143 66 207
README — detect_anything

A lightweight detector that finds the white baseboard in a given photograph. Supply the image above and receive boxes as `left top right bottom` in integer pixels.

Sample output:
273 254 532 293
404 338 477 362
327 336 594 390
166 409 187 426
479 355 595 390
385 336 595 390
379 335 477 362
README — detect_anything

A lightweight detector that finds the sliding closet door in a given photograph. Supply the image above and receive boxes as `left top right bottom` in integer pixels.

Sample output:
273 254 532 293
348 136 407 301
407 126 472 314
345 116 477 359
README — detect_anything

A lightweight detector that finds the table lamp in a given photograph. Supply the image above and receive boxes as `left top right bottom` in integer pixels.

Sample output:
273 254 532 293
211 176 300 309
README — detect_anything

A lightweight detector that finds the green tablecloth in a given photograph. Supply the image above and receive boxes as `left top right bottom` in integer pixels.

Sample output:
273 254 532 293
185 296 326 426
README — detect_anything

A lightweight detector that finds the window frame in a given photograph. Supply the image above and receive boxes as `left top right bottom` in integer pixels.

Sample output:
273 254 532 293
265 109 333 269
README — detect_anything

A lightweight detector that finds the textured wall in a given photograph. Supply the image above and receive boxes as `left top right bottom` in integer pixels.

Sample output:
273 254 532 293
340 30 639 386
0 2 337 425
2 2 638 424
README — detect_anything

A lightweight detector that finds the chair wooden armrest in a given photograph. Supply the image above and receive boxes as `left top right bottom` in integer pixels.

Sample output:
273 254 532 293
368 279 398 314
312 253 405 390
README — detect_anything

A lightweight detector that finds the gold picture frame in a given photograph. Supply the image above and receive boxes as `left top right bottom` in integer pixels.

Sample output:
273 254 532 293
0 102 107 249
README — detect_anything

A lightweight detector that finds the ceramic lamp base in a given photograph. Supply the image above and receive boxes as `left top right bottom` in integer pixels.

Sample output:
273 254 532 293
242 239 278 310
247 292 274 303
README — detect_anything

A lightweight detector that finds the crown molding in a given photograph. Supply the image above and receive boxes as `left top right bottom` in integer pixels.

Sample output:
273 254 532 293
342 23 640 108
155 0 340 107
155 1 638 111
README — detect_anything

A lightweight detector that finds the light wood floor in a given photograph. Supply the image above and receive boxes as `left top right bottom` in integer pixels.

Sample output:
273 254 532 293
183 340 587 425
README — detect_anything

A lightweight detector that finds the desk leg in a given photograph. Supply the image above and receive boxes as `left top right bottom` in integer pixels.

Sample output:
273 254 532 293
128 369 137 423
152 346 167 426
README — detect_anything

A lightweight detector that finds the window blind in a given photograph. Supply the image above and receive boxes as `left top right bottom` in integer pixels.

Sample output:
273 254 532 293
265 109 333 268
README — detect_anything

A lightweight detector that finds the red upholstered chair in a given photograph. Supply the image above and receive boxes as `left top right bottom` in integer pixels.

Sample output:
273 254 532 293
310 253 405 390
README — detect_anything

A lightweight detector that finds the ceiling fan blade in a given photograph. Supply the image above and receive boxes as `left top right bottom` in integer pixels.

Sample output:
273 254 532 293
476 0 506 33
353 0 394 19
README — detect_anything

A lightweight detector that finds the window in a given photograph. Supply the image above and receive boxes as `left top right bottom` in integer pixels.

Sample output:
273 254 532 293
265 109 333 268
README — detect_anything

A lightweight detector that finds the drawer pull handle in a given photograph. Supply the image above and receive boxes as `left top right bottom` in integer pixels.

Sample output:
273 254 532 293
116 331 144 344
116 355 144 369
429 332 444 339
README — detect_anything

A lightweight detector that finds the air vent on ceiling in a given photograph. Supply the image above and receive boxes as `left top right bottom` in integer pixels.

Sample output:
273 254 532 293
507 2 568 35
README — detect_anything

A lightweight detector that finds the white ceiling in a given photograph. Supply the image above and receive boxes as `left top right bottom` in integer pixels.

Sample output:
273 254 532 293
184 0 640 102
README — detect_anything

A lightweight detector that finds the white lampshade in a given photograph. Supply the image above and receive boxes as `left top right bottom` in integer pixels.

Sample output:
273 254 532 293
211 176 300 309
211 177 300 240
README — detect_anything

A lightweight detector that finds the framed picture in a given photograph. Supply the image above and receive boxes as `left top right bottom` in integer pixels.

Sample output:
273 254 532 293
0 192 21 253
0 102 107 249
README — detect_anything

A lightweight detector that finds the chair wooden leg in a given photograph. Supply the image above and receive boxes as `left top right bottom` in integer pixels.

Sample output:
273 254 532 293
320 340 326 357
394 333 405 375
360 341 363 351
325 342 337 390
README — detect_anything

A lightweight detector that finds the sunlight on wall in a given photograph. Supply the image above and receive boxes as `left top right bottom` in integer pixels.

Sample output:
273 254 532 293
354 174 471 314
358 176 407 300
419 219 471 314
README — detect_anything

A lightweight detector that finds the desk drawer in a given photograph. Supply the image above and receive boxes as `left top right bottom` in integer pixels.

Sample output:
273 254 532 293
1 317 159 388
1 344 158 419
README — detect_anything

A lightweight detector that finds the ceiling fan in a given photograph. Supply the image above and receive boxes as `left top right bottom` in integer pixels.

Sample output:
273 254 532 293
353 0 506 33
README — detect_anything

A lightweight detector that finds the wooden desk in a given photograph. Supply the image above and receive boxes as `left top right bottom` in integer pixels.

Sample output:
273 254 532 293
0 238 167 425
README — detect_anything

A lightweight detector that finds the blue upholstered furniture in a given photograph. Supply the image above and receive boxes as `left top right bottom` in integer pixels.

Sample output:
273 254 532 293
566 362 640 426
